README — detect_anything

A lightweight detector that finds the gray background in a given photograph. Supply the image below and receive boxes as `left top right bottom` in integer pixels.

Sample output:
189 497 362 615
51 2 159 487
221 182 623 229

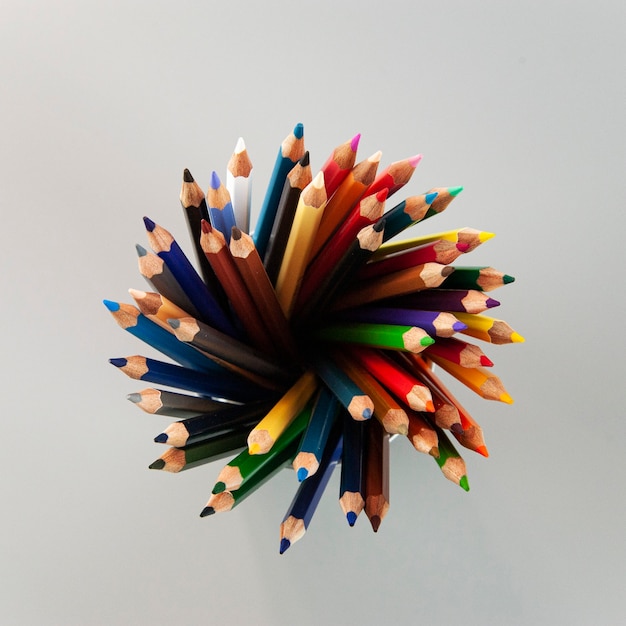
1 1 624 624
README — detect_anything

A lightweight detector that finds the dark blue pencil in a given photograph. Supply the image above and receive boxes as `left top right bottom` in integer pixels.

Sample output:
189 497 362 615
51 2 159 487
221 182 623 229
207 171 237 245
340 414 366 526
279 426 343 554
143 217 238 337
109 356 274 403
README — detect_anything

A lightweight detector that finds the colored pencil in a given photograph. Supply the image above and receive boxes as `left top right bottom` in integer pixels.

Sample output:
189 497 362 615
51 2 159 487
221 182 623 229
427 354 514 403
199 220 276 355
103 300 221 373
348 347 435 413
292 386 341 481
317 321 434 354
247 370 318 455
339 414 366 526
453 312 525 344
226 137 253 233
308 150 381 261
432 425 470 491
149 430 249 472
331 351 409 436
136 243 202 319
253 123 305 259
376 191 439 243
364 417 390 532
153 401 272 448
373 227 494 259
321 133 361 198
109 355 272 402
384 289 500 314
411 355 488 456
275 171 327 317
206 171 237 245
335 306 467 339
309 354 374 421
263 151 312 285
406 409 439 456
228 227 299 361
365 154 422 197
179 168 221 290
440 267 516 292
332 262 455 311
199 435 299 516
126 388 230 418
168 315 292 385
210 402 312 493
143 217 237 336
424 336 494 368
294 189 387 313
279 427 343 553
358 239 469 280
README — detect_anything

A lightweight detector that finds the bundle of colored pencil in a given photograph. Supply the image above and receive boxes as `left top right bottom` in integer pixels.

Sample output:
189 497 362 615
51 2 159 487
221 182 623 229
106 124 523 553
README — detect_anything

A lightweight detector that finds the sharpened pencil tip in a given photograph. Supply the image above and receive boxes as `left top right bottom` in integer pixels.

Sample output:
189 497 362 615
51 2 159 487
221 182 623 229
425 191 439 205
350 133 361 151
167 318 181 330
297 468 308 482
299 151 310 167
460 476 470 491
210 170 220 189
425 400 435 413
501 392 514 404
449 186 464 196
293 123 304 139
135 244 147 256
143 216 156 232
103 299 119 312
109 358 128 368
183 168 194 183
231 226 242 240
480 355 494 367
126 393 141 403
212 482 226 494
200 506 215 518
486 297 500 308
503 274 515 284
346 512 358 527
476 445 489 458
248 443 261 455
279 538 291 554
511 332 525 343
452 321 467 332
409 154 423 167
362 408 372 419
154 433 168 444
234 137 245 152
479 231 495 242
370 516 382 532
429 446 440 458
149 459 166 470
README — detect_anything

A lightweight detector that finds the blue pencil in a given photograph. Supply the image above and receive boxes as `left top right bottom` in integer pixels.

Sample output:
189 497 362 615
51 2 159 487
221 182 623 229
311 355 374 421
279 426 343 554
109 355 274 403
103 300 225 374
253 123 305 259
143 217 238 337
207 171 237 245
292 386 341 482
340 414 366 526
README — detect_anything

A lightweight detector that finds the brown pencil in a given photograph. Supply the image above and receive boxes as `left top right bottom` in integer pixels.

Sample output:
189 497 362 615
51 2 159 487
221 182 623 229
364 417 390 532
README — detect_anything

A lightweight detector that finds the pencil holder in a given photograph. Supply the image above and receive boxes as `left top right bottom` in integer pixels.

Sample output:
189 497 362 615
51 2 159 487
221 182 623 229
105 124 523 553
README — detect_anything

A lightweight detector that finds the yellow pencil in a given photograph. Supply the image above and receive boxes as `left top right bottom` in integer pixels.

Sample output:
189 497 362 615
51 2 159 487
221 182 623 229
427 355 513 403
247 370 318 454
454 312 525 344
373 227 495 259
275 172 327 317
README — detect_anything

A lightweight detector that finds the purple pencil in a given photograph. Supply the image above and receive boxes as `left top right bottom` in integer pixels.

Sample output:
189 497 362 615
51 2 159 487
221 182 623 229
382 289 501 315
335 306 467 338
